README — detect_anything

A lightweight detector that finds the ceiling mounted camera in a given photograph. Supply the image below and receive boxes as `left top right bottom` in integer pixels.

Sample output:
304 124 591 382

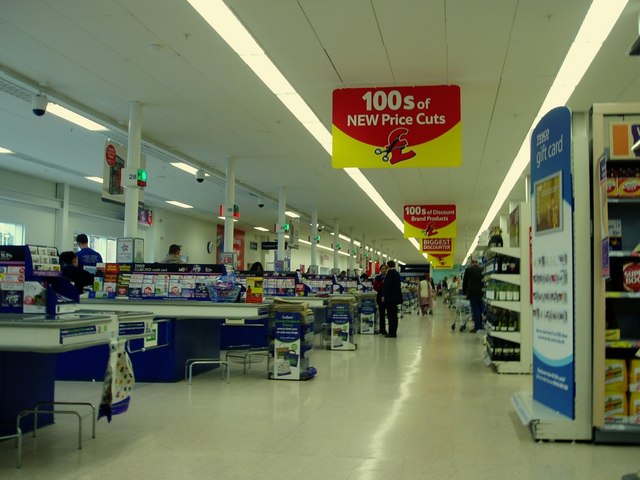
257 197 265 208
31 93 48 117
195 169 205 183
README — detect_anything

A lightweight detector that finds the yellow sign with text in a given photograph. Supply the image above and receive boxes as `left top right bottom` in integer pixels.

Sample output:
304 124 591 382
332 85 461 168
428 253 454 269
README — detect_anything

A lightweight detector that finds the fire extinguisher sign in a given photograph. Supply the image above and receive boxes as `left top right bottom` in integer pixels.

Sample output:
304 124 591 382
332 85 461 169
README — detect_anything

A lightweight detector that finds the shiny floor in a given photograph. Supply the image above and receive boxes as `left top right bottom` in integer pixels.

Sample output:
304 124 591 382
1 302 639 479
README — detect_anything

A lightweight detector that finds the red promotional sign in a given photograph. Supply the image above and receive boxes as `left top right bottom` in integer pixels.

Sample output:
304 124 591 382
404 204 456 239
421 238 453 253
105 143 117 166
332 85 461 168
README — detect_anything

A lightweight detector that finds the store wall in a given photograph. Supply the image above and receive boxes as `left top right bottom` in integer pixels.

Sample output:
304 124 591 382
0 167 352 271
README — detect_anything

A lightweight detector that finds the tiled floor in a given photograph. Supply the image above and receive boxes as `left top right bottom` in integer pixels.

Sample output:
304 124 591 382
1 303 639 479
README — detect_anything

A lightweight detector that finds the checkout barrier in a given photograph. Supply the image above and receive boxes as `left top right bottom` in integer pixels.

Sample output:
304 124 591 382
0 310 153 467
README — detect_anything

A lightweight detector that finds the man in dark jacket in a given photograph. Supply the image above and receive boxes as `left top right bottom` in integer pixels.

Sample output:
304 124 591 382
373 264 388 335
462 257 484 332
381 260 403 337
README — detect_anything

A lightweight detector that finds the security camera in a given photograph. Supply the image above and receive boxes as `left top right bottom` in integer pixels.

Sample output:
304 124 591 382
317 225 323 232
195 169 205 183
31 93 48 117
257 197 264 208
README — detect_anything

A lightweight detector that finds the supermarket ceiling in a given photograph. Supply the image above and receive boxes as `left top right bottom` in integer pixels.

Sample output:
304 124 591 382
1 0 639 265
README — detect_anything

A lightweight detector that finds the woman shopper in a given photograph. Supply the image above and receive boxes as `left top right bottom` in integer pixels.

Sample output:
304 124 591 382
418 273 434 315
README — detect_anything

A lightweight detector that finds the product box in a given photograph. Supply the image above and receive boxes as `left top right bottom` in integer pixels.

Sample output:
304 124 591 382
608 219 622 251
605 328 621 341
23 280 47 313
605 359 628 392
606 176 618 198
617 177 640 198
630 393 640 424
604 391 627 421
622 261 640 292
630 359 640 387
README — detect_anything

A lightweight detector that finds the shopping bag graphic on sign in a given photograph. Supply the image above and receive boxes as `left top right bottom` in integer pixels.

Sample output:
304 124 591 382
98 342 135 422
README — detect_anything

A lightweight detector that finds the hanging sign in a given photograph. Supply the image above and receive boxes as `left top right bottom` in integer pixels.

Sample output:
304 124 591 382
404 204 456 239
429 253 454 269
332 85 461 168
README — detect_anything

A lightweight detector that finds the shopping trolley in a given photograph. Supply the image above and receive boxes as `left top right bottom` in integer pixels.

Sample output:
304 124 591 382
451 295 472 332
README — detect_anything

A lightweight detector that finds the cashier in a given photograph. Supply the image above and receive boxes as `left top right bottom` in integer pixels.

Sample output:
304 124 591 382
161 244 185 264
59 251 95 293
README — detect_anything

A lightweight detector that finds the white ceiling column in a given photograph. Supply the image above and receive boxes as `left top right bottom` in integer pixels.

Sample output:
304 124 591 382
333 219 339 272
124 101 142 239
277 186 286 266
54 183 70 251
224 157 237 262
310 207 318 270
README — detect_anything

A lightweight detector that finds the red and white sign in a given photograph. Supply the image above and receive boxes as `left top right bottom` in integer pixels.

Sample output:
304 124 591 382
404 204 456 239
421 238 454 253
332 85 461 168
623 262 640 291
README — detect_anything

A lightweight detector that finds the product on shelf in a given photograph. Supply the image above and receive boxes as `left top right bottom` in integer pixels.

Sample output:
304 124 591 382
604 391 627 421
608 219 622 251
622 261 640 291
605 359 628 392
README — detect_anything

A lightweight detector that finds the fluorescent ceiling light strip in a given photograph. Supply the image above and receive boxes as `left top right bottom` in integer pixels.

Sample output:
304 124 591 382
167 200 193 209
464 0 628 264
48 104 107 131
338 234 351 242
254 226 269 231
170 162 209 176
299 239 311 245
277 93 320 123
243 55 295 94
344 168 405 232
338 251 349 257
186 0 263 56
0 147 13 154
317 244 333 252
285 211 300 218
85 176 103 184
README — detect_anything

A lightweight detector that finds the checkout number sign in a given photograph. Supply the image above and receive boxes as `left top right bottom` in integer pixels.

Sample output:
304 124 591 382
332 85 461 169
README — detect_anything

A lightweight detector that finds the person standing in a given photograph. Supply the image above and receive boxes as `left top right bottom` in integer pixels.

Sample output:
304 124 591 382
75 233 103 269
161 244 185 264
373 264 388 335
381 260 403 337
462 257 484 332
59 251 95 293
418 273 433 315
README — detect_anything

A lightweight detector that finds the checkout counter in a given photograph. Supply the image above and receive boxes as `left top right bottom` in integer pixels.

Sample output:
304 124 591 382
66 299 271 382
0 311 154 436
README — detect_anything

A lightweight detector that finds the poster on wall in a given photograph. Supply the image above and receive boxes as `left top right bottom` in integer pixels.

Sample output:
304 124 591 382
216 225 245 271
102 141 146 205
530 106 575 419
332 85 461 168
403 204 456 239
